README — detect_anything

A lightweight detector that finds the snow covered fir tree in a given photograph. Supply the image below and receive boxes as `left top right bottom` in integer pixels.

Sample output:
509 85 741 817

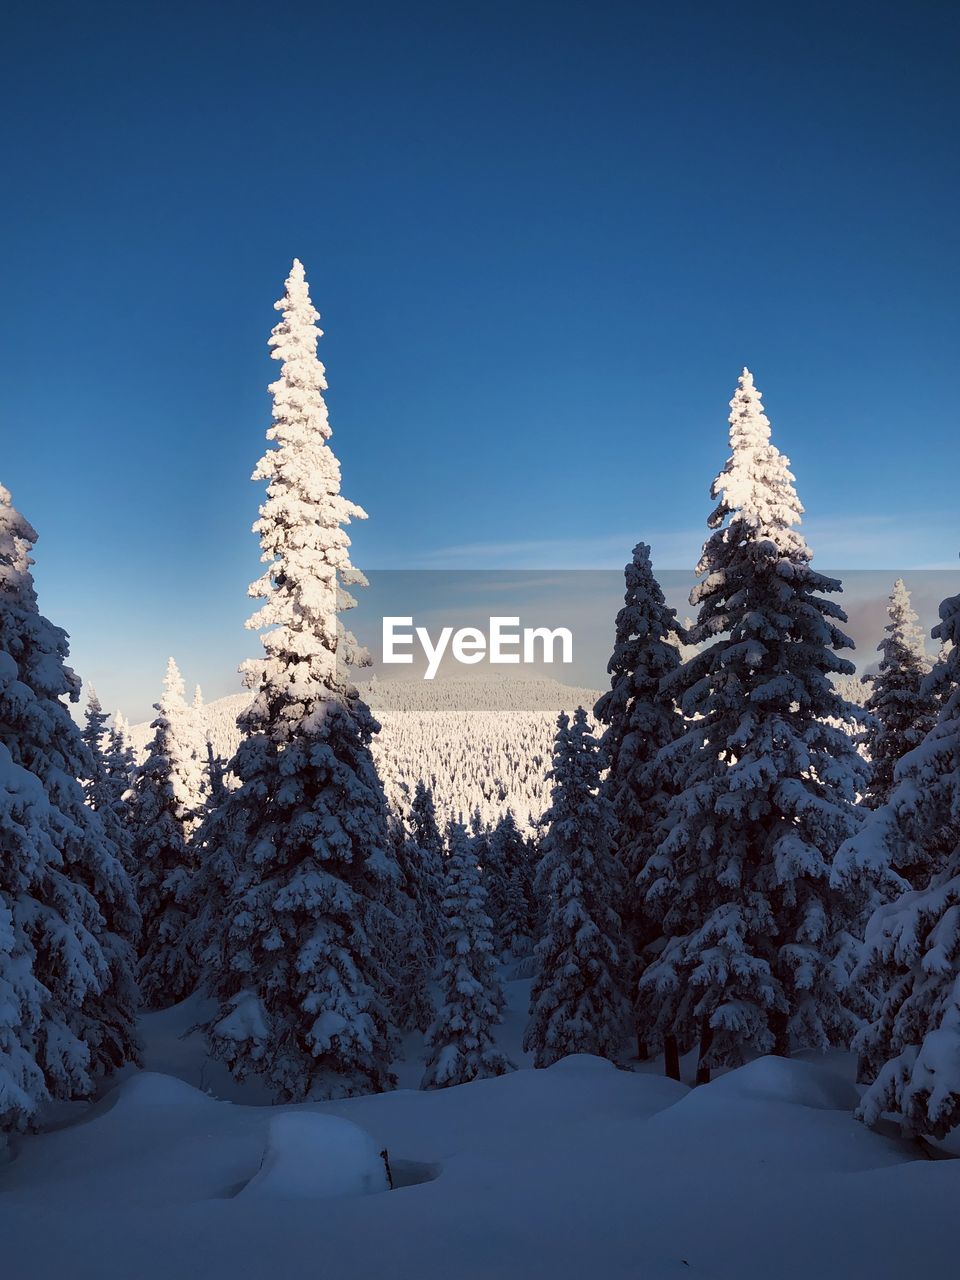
593 541 685 1067
860 578 935 810
130 656 206 1008
637 369 868 1082
377 818 435 1034
833 582 960 1138
403 780 446 964
422 821 512 1089
0 485 139 1133
483 810 535 956
78 690 142 1074
198 260 398 1101
524 708 629 1068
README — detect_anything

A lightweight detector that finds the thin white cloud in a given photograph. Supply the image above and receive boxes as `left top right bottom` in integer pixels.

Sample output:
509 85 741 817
801 513 956 569
367 509 955 573
380 529 706 570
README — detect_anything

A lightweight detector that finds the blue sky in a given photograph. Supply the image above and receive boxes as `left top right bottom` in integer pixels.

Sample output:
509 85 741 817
1 1 957 720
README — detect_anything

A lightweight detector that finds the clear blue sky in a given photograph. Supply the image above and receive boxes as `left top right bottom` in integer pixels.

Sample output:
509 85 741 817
2 0 957 720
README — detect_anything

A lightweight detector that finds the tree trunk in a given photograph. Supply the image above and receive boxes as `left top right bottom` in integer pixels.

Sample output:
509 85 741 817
635 1025 649 1062
695 1016 713 1086
664 1034 681 1082
770 1009 790 1058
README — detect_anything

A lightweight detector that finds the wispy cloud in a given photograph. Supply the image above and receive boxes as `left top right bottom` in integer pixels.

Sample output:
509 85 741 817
801 513 956 569
378 530 706 570
369 512 956 573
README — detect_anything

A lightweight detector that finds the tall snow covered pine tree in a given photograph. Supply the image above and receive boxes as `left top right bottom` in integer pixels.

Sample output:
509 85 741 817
200 259 398 1101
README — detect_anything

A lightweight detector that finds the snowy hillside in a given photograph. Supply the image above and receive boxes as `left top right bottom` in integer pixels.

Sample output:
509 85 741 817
129 677 603 829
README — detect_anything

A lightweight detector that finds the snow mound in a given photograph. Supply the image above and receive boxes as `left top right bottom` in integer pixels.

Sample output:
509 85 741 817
239 1113 390 1201
110 1071 219 1112
706 1056 859 1111
546 1053 618 1075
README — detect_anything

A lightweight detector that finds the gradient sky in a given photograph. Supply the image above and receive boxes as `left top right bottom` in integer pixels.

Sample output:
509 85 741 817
2 1 958 720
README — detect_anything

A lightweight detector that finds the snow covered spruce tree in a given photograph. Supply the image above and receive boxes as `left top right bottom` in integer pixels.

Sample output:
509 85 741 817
594 542 684 1066
407 779 446 962
410 779 443 857
81 692 133 866
500 865 534 958
104 711 138 818
484 810 533 953
130 657 206 1008
0 486 137 1132
376 819 434 1034
524 708 630 1067
639 369 867 1082
845 584 960 1138
861 579 935 810
422 821 512 1089
929 635 955 717
78 690 142 1073
200 259 397 1101
203 740 229 811
190 685 211 804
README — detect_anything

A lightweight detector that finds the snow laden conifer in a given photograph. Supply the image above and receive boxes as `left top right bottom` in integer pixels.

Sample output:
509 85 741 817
200 259 397 1101
380 820 435 1033
500 865 534 957
0 486 134 1131
484 810 533 953
640 370 866 1081
203 740 230 810
131 657 205 1007
861 579 934 810
847 583 960 1138
407 780 446 962
524 709 629 1067
104 711 137 820
190 684 211 806
594 542 684 1060
410 779 443 858
422 821 512 1089
78 690 141 1073
82 695 138 871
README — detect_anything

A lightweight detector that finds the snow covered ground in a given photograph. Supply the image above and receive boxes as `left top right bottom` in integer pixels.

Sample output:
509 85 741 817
1 977 955 1280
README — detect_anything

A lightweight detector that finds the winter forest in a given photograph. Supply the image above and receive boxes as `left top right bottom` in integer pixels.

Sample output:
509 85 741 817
2 258 958 1278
